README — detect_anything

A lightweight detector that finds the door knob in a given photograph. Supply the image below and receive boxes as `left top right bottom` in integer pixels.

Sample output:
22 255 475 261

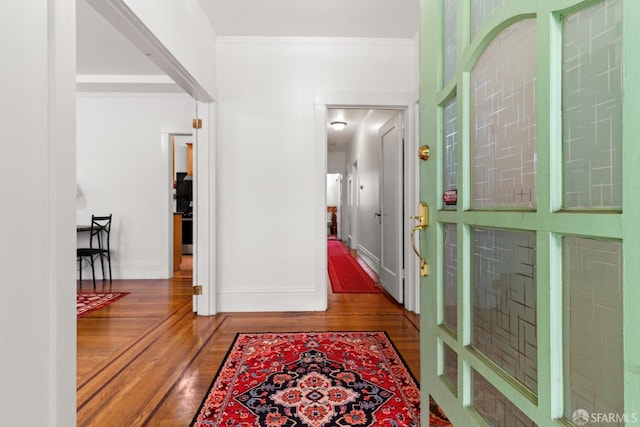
410 202 429 276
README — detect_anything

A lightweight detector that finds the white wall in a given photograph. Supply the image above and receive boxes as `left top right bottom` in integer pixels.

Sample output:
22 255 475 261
327 151 346 173
76 93 194 279
0 1 76 425
216 37 416 311
0 2 216 424
326 174 341 206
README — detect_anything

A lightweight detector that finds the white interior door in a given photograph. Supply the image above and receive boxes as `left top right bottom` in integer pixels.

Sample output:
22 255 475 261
192 101 216 315
379 112 404 303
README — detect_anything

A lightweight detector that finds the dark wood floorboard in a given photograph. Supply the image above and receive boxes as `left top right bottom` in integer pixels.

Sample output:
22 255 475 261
77 275 420 426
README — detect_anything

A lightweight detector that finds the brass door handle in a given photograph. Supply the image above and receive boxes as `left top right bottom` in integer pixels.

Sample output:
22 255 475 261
410 202 429 276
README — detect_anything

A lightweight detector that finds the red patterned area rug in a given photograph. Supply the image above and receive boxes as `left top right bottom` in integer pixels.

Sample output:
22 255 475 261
327 241 381 293
76 292 129 318
191 331 452 427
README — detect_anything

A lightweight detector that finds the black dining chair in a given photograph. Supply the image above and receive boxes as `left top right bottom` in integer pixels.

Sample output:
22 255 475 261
77 214 112 289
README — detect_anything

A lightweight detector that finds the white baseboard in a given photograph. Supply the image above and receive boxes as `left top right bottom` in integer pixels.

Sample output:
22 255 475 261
356 244 380 275
78 261 168 280
218 288 327 312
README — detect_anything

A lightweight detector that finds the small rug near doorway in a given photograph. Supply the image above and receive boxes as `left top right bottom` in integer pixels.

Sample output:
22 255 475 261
76 292 129 318
191 331 451 426
328 240 381 293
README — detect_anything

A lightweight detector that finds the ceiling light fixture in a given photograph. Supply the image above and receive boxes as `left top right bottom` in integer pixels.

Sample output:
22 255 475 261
330 121 347 131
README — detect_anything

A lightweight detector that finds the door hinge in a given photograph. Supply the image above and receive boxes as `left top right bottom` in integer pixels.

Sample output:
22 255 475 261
192 118 202 129
193 285 203 295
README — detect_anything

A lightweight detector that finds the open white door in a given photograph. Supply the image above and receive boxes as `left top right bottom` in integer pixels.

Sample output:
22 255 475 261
192 101 217 315
379 112 404 303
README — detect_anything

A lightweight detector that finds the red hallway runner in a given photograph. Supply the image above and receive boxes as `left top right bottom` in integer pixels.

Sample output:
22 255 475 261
327 240 380 293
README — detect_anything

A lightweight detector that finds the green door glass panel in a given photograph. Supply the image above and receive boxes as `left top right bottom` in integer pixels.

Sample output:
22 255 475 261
443 0 457 86
471 227 538 394
471 0 512 37
443 223 458 332
470 19 537 209
442 343 458 392
443 97 458 211
473 369 537 426
562 0 623 210
563 237 623 425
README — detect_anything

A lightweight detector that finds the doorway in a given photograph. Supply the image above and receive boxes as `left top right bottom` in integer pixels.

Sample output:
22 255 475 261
326 173 342 239
171 133 194 279
326 107 415 305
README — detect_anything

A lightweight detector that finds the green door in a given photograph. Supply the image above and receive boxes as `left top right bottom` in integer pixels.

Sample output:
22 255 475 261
418 0 640 425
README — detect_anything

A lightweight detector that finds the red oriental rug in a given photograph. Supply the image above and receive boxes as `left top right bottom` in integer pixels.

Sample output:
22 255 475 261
76 292 129 318
191 331 451 427
327 241 381 293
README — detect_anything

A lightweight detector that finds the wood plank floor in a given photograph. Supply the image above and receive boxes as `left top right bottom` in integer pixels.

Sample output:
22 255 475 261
76 277 420 426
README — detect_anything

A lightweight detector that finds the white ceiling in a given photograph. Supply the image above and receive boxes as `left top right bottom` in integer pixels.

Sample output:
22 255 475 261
327 109 370 152
77 0 419 75
197 0 419 38
327 109 399 152
76 0 418 150
77 0 164 75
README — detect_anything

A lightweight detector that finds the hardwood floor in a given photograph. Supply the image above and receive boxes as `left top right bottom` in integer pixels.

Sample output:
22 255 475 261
172 254 193 280
76 277 420 426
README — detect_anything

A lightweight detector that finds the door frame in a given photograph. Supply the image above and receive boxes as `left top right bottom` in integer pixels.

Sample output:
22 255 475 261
88 1 218 315
192 101 217 315
314 91 420 313
166 131 193 277
347 162 359 249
